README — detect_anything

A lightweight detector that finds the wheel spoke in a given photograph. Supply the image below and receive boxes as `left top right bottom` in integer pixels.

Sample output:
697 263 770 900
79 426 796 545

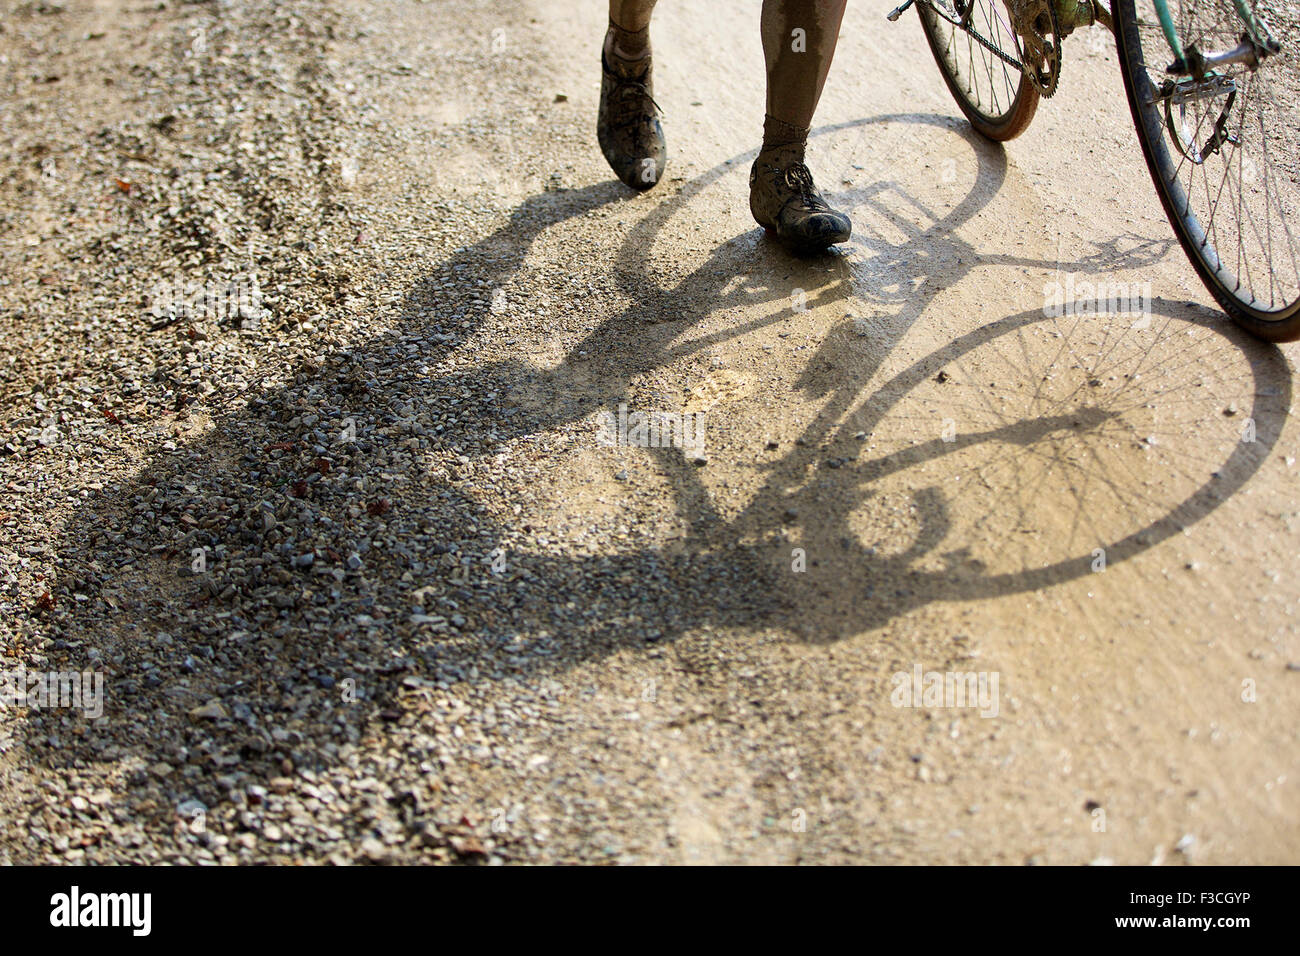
1131 0 1300 318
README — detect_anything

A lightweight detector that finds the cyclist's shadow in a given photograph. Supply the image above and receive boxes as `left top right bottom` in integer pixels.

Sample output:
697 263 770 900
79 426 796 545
32 115 1290 800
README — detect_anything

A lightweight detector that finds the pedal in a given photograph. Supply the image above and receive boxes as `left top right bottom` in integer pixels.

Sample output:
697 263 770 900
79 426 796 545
1090 0 1114 34
887 0 915 21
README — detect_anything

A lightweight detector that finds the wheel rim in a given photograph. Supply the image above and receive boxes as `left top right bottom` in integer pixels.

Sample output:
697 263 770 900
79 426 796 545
921 0 1030 126
1128 0 1300 316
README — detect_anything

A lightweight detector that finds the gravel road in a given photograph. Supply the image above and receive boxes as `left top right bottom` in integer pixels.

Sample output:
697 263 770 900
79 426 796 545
0 0 1297 864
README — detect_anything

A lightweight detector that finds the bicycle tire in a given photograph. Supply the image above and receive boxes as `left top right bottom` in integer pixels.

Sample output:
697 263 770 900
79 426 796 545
918 0 1040 141
1113 0 1300 341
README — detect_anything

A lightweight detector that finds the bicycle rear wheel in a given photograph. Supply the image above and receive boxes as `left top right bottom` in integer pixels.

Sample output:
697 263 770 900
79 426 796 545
918 0 1040 141
1114 0 1300 340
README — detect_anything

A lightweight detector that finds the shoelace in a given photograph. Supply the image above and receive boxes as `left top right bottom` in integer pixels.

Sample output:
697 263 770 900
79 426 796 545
782 163 829 211
611 78 663 130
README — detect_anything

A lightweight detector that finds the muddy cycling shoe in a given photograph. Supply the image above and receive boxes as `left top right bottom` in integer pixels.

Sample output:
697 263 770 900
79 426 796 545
597 49 666 191
749 145 851 250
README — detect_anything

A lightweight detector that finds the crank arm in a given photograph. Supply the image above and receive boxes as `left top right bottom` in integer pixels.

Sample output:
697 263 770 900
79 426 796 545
1091 1 1114 34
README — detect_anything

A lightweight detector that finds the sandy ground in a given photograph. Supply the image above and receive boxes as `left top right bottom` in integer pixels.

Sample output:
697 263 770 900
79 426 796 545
0 0 1296 864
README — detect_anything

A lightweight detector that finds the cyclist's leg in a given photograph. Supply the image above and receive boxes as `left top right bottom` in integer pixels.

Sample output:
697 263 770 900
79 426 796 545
751 0 853 248
761 0 848 153
599 0 666 190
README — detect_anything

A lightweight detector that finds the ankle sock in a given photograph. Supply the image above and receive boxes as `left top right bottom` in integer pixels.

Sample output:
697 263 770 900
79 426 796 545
606 22 650 60
762 115 810 155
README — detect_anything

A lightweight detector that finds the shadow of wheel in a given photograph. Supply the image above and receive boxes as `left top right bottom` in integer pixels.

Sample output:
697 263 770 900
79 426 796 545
606 117 1291 632
796 300 1290 621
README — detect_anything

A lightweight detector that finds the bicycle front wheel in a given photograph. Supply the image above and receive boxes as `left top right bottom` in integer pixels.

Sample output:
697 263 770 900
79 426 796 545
1114 0 1300 340
919 0 1040 141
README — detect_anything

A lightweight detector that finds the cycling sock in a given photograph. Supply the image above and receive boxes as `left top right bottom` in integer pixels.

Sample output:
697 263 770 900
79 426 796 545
608 1 656 58
605 23 650 61
763 115 810 150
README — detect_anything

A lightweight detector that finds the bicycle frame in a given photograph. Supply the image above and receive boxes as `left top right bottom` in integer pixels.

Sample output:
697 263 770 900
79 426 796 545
889 0 1277 78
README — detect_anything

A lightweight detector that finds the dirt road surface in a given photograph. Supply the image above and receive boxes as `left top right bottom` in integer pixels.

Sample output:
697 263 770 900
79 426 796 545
0 0 1296 864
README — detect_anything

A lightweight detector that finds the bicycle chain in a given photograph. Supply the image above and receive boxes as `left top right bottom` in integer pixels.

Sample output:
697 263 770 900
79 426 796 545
960 15 1028 74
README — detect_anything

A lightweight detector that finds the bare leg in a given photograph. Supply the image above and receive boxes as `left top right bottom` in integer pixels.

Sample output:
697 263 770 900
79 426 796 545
760 0 849 151
749 0 852 247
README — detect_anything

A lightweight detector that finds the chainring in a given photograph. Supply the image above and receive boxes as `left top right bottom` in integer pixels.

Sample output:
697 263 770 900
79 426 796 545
1010 0 1063 97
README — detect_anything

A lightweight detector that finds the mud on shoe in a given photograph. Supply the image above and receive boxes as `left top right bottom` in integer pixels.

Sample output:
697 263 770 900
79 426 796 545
749 145 851 251
597 50 666 191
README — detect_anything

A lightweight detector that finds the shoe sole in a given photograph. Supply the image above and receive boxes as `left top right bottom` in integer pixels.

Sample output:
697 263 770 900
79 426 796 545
762 225 851 251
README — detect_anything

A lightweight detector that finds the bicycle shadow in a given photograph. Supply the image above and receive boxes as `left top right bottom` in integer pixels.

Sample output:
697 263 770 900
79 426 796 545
21 114 1290 824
